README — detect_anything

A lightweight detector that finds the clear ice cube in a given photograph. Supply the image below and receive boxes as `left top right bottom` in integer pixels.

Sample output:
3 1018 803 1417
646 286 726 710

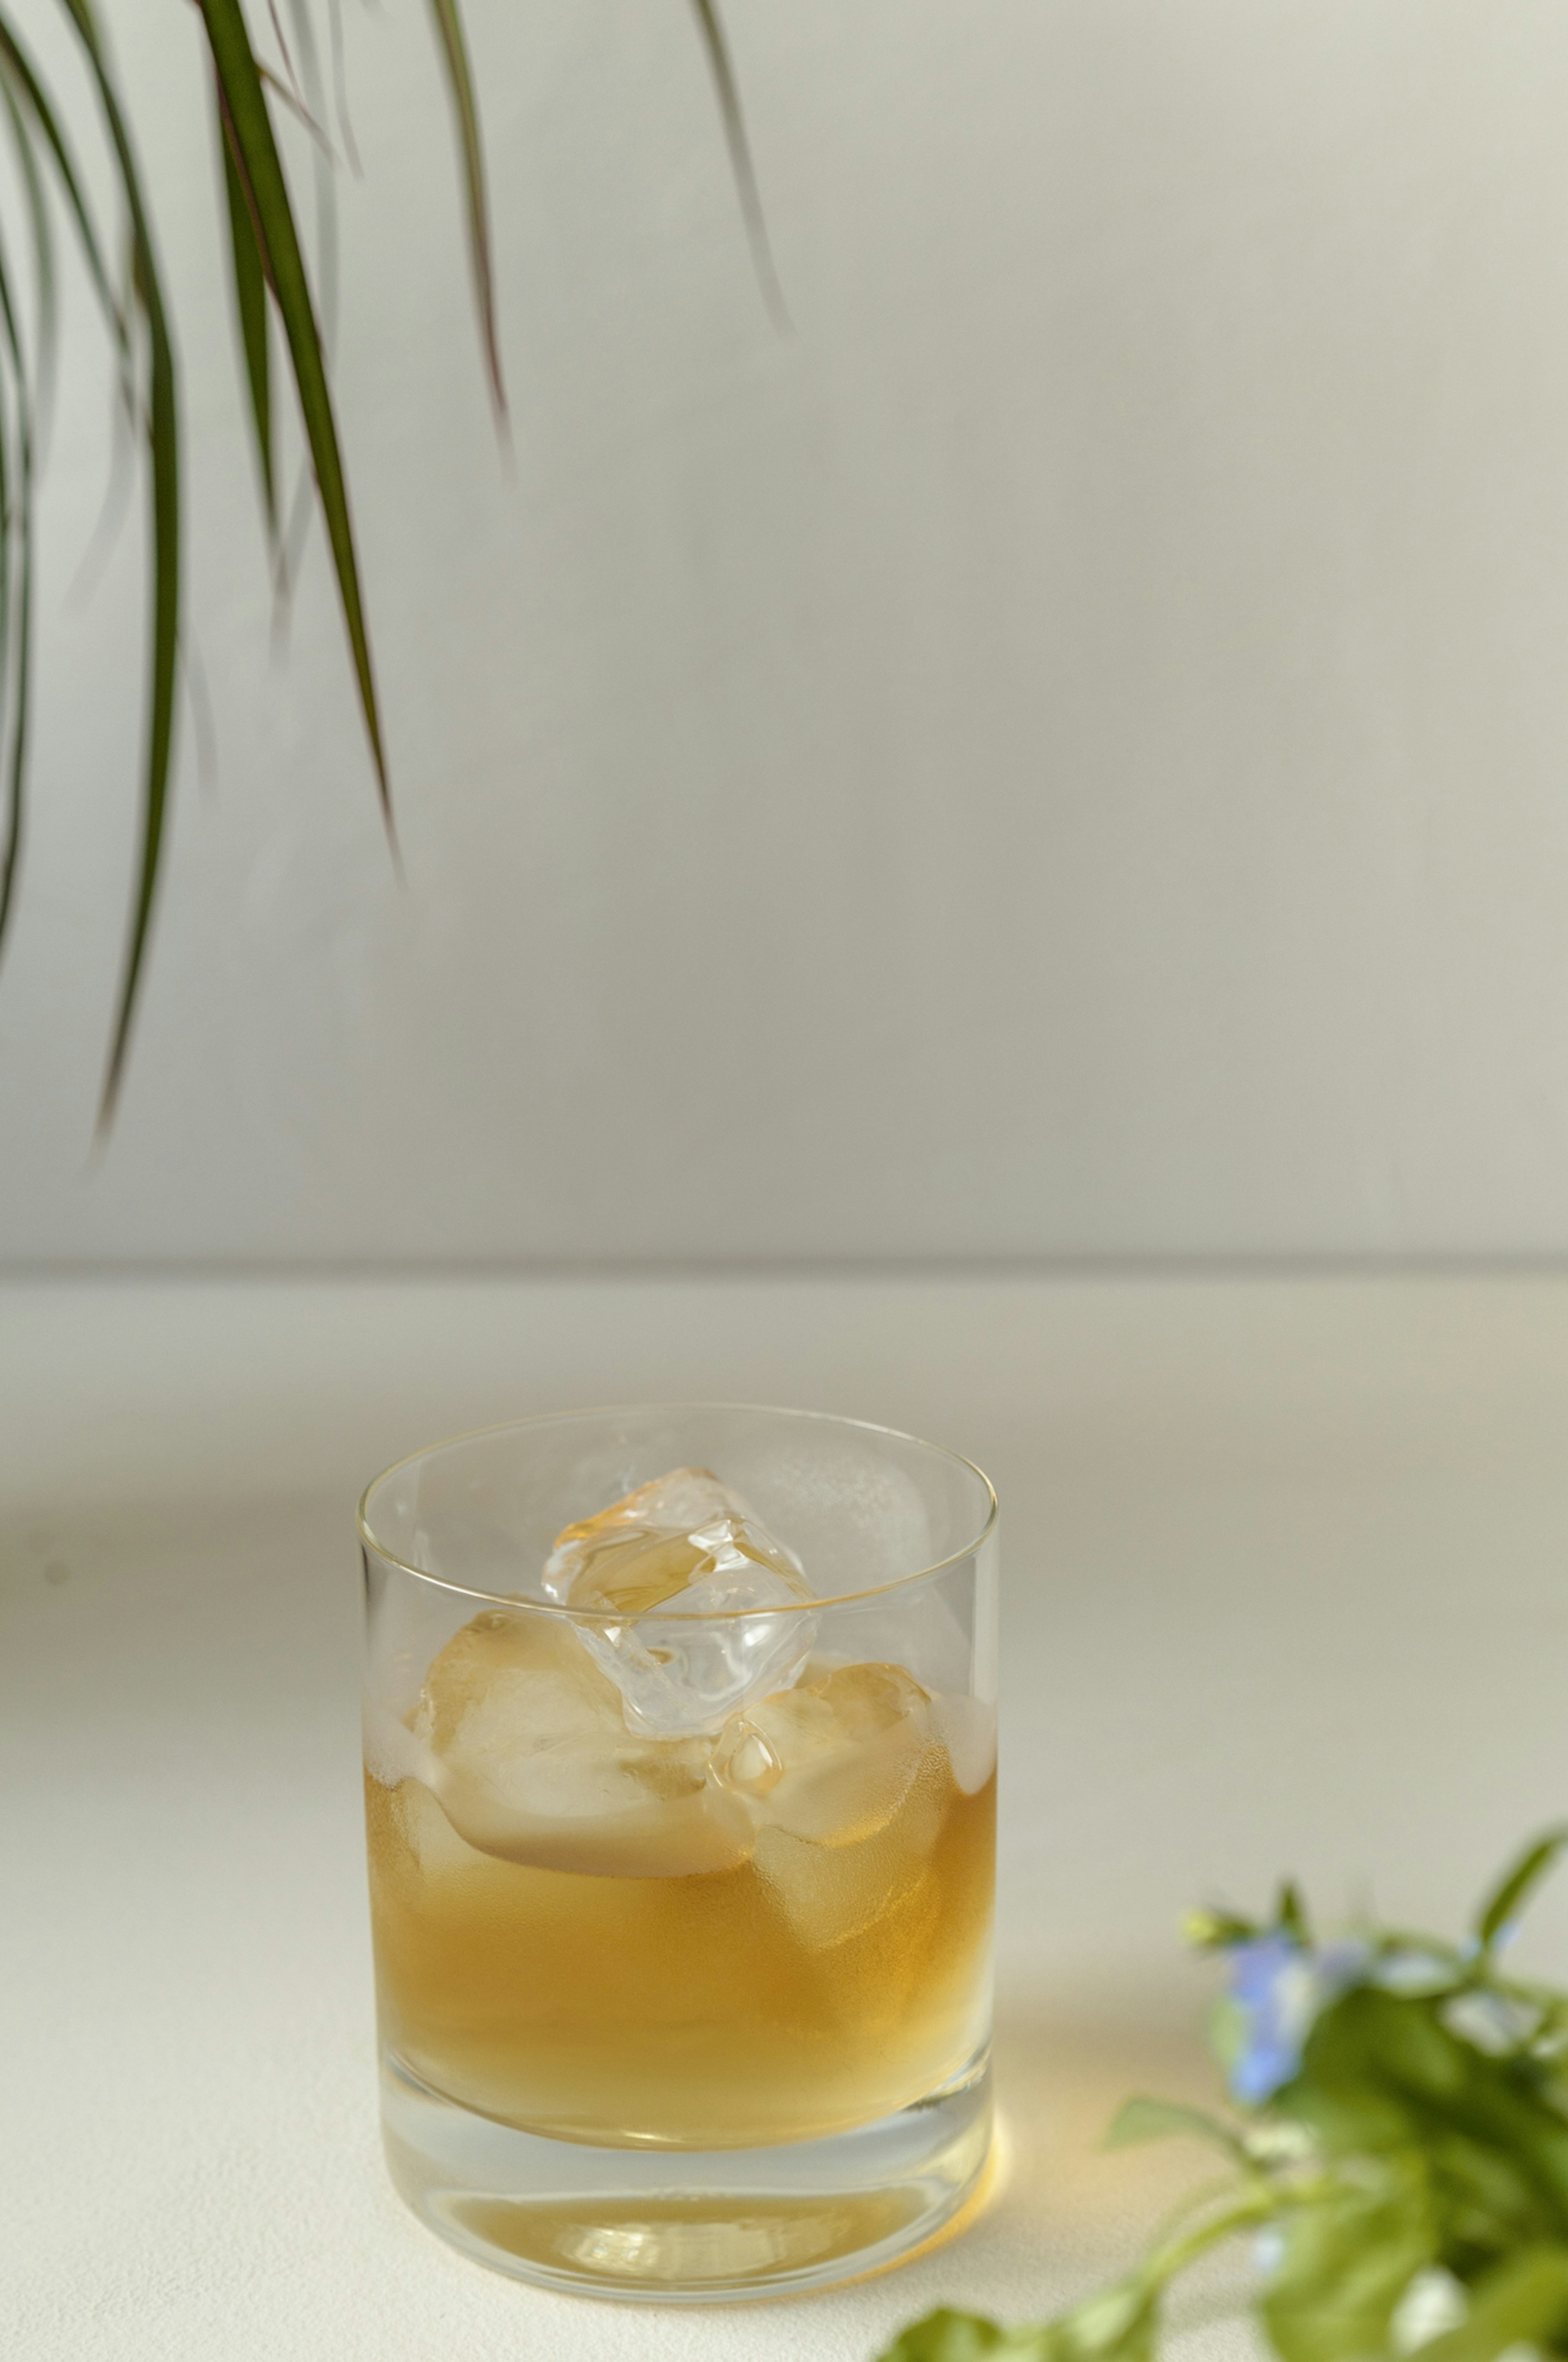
709 1660 947 1949
410 1609 753 1877
709 1659 933 1845
539 1467 817 1738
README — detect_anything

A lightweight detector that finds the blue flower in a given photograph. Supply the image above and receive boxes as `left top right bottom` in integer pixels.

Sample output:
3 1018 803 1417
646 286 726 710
1224 1936 1367 2106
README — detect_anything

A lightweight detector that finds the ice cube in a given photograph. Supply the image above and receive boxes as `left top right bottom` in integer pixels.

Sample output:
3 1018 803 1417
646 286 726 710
710 1662 949 1951
410 1609 753 1877
542 1468 741 1597
751 1789 949 1954
710 1659 933 1846
539 1468 817 1738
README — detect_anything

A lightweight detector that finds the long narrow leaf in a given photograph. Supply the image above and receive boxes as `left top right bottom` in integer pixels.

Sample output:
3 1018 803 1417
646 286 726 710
195 0 388 822
685 0 788 331
0 13 120 346
280 0 340 600
57 0 181 1131
1475 1827 1568 1953
0 80 56 425
425 0 503 416
216 78 275 543
0 188 37 1042
0 254 22 961
0 363 31 992
104 257 178 1130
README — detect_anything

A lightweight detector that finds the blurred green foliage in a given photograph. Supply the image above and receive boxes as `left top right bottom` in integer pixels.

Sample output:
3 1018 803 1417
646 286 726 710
884 1831 1568 2362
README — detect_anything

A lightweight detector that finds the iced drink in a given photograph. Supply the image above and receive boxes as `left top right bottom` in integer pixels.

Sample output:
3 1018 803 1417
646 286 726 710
365 1469 996 2150
359 1415 999 2299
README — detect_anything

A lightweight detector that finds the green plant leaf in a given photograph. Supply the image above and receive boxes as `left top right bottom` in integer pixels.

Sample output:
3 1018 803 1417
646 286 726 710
877 2313 1015 2362
215 74 274 542
1 78 56 420
0 469 16 957
1413 2244 1568 2362
424 0 503 415
54 0 181 1131
1279 1984 1568 2261
0 214 30 970
882 1842 1568 2362
1260 2160 1437 2362
1051 2277 1158 2362
277 0 341 598
1105 2097 1247 2162
0 12 120 344
1143 2182 1280 2284
1183 1907 1263 1951
1276 1881 1312 1943
194 0 388 824
1474 1828 1568 1955
686 0 787 330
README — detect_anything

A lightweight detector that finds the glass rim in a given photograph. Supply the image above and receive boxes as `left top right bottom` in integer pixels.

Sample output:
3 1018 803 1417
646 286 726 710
356 1401 998 1619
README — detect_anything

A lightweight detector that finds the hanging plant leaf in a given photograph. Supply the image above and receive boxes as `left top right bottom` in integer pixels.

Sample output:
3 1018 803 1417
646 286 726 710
686 0 787 329
194 0 387 829
53 0 180 1133
0 218 29 968
425 0 504 417
216 75 276 548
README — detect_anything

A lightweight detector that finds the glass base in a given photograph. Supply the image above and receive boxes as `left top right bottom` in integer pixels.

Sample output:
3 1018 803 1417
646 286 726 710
380 2049 993 2302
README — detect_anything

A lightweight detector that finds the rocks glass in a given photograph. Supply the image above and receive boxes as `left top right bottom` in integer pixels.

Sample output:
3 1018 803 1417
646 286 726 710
359 1404 998 2301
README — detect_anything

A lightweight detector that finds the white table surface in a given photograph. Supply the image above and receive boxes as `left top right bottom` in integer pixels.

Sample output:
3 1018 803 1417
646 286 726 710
7 1271 1568 2362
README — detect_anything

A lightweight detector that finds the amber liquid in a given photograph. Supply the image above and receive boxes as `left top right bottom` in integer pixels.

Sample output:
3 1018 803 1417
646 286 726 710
366 1749 995 2150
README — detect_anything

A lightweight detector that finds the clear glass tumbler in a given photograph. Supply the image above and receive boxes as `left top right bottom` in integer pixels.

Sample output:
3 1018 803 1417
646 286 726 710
359 1403 998 2301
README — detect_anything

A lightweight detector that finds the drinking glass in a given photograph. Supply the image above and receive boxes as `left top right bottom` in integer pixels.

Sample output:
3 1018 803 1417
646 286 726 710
359 1403 998 2300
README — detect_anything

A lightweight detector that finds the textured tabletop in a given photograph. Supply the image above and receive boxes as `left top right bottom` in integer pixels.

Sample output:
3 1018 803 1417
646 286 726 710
7 1271 1568 2361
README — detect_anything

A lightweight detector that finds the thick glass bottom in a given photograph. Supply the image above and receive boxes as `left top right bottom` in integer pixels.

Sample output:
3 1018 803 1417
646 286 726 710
380 2047 993 2302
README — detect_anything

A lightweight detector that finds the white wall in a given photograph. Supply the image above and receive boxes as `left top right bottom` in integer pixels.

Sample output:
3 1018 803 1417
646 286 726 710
3 0 1568 1262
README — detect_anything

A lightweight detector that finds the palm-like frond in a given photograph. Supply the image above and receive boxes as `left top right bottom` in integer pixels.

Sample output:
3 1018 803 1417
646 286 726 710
0 0 768 1125
0 12 122 341
198 0 386 826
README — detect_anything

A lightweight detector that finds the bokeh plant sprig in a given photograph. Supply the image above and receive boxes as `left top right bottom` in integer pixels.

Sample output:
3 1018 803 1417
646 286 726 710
885 1828 1568 2362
